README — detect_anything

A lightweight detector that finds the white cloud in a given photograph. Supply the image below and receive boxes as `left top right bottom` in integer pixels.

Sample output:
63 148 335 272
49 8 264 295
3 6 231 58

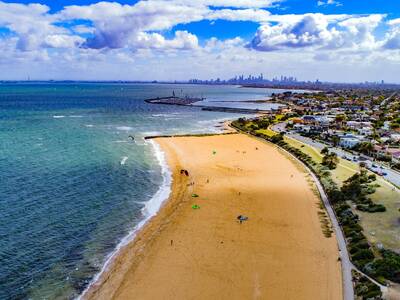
249 13 384 52
0 0 400 82
44 34 85 48
317 0 342 7
207 8 271 22
171 0 281 8
134 30 198 50
0 1 82 51
71 25 95 35
383 18 400 50
59 1 277 49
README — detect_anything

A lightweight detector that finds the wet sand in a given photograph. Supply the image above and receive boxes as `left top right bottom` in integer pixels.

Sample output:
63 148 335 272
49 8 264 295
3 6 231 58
84 133 342 300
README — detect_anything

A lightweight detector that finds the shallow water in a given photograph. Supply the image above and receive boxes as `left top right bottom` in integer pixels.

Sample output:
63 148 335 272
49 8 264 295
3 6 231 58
0 83 281 299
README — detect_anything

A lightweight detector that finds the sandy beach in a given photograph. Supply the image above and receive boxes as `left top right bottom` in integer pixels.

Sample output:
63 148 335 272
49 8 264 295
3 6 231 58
84 133 342 300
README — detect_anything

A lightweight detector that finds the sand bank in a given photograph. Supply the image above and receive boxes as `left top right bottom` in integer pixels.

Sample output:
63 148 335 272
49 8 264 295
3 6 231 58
84 133 342 300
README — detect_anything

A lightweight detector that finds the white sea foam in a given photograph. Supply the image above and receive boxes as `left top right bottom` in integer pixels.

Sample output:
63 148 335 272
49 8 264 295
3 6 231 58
77 140 172 300
53 115 65 119
69 115 84 118
134 138 146 146
85 124 94 128
112 140 128 143
116 126 134 131
120 156 128 165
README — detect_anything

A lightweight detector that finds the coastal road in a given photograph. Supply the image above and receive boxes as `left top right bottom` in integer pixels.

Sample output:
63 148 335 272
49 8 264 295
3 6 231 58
272 122 400 189
380 92 397 108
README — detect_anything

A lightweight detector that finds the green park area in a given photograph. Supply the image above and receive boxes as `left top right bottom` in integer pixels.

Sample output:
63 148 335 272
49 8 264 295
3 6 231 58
283 134 400 251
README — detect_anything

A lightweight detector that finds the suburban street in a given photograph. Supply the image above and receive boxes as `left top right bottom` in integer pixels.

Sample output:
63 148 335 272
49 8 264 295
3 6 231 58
272 122 400 189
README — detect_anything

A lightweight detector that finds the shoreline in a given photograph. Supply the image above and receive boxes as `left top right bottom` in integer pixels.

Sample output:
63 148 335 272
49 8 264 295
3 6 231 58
82 132 342 299
79 121 235 299
78 139 173 299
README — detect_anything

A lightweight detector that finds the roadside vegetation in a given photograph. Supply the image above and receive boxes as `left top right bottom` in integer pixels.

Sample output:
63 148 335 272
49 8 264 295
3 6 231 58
352 270 382 299
321 147 339 170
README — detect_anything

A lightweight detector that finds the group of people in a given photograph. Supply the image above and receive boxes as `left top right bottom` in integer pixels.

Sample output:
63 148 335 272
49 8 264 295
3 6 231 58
180 169 189 176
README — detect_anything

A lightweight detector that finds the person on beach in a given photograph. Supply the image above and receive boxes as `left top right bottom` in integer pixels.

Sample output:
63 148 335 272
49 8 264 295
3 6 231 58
237 215 248 224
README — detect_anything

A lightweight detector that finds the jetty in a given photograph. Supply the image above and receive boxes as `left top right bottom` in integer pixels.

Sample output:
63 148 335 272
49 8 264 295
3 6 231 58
145 96 275 114
144 96 204 106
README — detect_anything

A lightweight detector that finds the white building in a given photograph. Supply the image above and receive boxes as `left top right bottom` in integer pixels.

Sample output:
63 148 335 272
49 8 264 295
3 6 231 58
340 137 361 148
338 134 363 148
347 121 372 130
357 127 373 136
390 134 400 142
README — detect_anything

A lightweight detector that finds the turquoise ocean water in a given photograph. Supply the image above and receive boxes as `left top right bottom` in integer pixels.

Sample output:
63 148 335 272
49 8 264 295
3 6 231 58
0 83 282 299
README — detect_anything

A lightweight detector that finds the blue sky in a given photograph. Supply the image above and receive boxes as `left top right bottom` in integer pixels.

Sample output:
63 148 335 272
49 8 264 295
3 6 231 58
6 0 400 15
1 0 400 82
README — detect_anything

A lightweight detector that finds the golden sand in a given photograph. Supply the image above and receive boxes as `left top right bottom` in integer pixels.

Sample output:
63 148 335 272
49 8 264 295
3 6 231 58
84 133 342 300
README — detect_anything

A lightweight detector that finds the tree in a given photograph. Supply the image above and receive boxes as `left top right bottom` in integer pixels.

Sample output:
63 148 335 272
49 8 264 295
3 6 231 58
321 147 330 155
322 153 339 170
270 133 284 143
357 142 374 156
335 114 347 128
332 135 340 147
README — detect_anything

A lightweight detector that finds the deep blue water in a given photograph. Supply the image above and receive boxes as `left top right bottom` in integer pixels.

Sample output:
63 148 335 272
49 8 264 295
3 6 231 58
0 83 279 299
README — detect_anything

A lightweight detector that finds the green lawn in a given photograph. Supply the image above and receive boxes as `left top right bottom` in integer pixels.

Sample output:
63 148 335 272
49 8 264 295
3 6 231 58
284 136 323 163
256 128 278 138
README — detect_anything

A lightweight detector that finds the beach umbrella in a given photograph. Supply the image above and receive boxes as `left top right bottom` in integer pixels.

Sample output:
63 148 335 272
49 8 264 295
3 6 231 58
191 193 199 198
192 204 200 209
213 150 216 155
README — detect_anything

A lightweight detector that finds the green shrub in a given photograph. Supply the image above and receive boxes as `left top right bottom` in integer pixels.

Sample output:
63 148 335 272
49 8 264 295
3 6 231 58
369 249 400 283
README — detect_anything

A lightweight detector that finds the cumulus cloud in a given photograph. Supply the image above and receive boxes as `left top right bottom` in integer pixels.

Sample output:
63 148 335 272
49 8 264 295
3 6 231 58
383 18 400 50
1 0 400 81
249 13 384 52
60 1 276 50
133 30 198 50
0 1 83 51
